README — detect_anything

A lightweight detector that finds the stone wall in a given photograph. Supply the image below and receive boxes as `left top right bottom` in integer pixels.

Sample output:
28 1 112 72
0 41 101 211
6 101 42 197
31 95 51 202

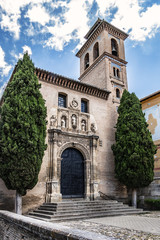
0 179 15 212
0 211 110 240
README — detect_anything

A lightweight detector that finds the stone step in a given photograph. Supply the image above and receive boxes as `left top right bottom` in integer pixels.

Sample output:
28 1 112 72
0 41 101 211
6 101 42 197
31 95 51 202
28 200 146 222
29 209 144 222
35 205 133 215
43 200 118 207
39 202 124 211
42 201 122 209
33 208 138 216
62 198 84 201
50 210 146 222
29 212 52 219
29 206 143 218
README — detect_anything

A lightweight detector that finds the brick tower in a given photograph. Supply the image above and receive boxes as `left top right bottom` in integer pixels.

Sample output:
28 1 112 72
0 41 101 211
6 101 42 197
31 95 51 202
76 18 128 103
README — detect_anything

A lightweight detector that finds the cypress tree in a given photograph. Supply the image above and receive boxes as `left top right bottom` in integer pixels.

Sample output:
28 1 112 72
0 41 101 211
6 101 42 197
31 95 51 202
0 53 47 208
112 89 156 206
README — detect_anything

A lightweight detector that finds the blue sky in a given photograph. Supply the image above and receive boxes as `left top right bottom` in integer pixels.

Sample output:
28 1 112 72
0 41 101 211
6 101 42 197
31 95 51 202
0 0 160 100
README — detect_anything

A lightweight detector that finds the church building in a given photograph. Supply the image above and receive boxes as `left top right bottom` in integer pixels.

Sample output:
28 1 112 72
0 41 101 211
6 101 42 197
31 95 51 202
0 19 129 213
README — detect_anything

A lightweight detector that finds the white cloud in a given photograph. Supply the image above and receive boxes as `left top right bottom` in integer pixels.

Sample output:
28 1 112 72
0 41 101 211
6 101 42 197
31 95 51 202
25 4 50 25
45 0 90 51
96 0 116 17
95 0 160 42
0 0 51 38
22 45 32 55
0 46 12 77
25 23 35 36
0 81 8 100
18 45 32 59
0 13 20 39
0 0 30 38
42 0 160 51
1 0 160 49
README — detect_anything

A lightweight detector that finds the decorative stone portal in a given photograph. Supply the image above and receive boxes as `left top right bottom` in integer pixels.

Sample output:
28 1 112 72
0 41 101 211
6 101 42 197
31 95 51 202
61 148 84 198
45 128 99 202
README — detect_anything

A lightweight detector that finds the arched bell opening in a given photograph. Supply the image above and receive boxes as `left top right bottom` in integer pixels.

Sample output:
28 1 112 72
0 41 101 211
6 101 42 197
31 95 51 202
84 53 89 70
93 42 99 60
111 38 119 57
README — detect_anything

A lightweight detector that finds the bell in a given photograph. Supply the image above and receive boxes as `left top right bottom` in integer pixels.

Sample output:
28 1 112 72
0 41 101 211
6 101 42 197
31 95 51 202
112 46 117 56
112 46 116 51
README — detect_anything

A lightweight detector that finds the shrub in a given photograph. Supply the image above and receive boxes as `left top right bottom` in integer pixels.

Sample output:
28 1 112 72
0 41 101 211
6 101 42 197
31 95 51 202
145 199 160 210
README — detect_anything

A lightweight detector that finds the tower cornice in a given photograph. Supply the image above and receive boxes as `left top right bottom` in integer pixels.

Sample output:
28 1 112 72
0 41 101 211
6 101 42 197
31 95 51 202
79 51 128 81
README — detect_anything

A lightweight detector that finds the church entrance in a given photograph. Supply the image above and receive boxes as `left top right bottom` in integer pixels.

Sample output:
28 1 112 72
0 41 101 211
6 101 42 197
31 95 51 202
61 148 84 198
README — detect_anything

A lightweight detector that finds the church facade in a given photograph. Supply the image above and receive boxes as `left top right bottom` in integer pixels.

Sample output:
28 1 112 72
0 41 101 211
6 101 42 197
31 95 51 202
0 19 129 213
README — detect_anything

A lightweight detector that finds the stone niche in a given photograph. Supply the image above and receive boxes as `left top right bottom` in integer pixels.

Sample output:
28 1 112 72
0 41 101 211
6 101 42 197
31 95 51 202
49 97 97 135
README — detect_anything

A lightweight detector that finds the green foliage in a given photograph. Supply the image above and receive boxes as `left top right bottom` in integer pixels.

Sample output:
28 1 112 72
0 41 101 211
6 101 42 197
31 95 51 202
0 53 47 196
145 199 160 210
112 89 156 189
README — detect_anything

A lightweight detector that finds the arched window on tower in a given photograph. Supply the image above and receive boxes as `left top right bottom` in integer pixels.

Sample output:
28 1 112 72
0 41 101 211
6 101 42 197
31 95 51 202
84 53 89 70
117 69 120 78
93 42 99 60
116 88 120 98
111 39 118 57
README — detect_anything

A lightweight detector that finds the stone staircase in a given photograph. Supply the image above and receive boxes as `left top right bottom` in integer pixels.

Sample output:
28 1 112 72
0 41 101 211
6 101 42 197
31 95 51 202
28 200 146 222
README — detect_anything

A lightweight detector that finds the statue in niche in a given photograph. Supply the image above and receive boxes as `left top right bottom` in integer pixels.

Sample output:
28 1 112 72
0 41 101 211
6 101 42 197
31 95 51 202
71 114 77 129
81 120 86 131
91 123 96 133
50 115 57 128
61 116 66 128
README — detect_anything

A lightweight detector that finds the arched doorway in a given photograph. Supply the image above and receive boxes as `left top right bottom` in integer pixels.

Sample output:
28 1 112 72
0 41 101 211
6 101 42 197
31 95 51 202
61 148 84 198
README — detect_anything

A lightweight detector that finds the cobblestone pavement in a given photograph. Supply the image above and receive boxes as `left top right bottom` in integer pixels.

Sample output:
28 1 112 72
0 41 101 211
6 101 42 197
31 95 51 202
59 212 160 240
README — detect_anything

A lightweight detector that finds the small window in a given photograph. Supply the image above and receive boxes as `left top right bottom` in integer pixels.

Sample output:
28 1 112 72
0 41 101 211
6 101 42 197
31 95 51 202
116 89 120 98
113 67 120 79
111 39 118 57
113 67 116 77
117 69 120 78
58 94 66 108
81 99 88 113
93 42 99 60
84 53 89 70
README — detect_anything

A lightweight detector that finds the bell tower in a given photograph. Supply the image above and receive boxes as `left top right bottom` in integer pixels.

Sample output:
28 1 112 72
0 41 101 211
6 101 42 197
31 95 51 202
76 19 128 102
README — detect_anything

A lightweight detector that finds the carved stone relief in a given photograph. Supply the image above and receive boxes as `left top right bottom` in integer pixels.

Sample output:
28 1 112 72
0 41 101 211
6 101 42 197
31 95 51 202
50 104 97 135
91 123 96 133
50 115 57 128
70 98 79 109
81 119 86 131
71 114 77 129
61 116 66 128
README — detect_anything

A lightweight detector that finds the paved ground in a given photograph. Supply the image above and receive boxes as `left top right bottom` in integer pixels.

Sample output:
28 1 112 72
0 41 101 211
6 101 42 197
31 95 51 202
88 215 160 235
60 212 160 240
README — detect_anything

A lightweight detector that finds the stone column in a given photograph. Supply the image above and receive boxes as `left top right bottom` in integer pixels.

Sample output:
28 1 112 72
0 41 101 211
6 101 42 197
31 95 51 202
90 135 99 200
84 160 91 200
46 129 62 203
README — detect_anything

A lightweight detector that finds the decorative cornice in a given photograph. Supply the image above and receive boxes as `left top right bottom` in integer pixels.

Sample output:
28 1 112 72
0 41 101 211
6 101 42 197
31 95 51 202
84 18 102 39
76 19 128 58
0 66 110 106
35 68 110 100
79 51 127 81
111 79 125 87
